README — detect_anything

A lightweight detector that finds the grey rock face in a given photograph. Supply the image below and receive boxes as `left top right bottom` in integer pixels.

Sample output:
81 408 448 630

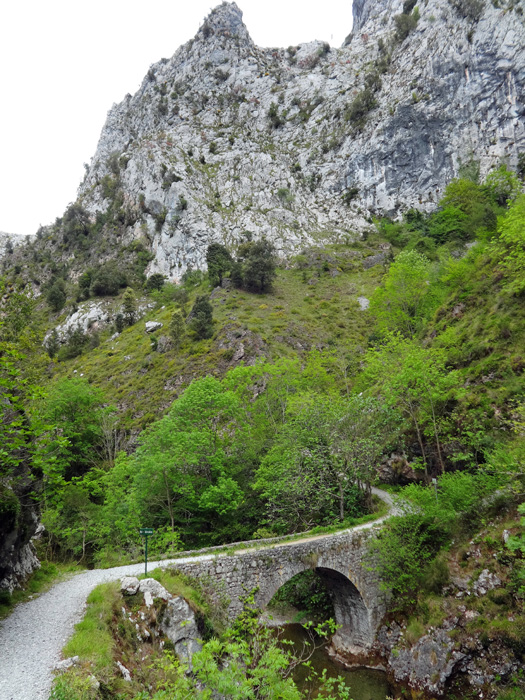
473 568 501 596
160 596 202 662
0 495 41 593
0 232 31 258
74 0 524 280
375 624 465 696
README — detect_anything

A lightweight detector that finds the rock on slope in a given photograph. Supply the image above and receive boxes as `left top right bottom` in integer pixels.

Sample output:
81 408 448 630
72 0 524 279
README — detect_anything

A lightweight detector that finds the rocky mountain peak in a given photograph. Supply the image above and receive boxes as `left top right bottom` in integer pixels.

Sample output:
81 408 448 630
198 2 252 45
67 0 525 281
351 0 403 36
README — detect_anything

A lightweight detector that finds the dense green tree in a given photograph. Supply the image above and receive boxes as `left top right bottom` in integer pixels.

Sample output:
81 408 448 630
189 295 214 339
36 378 110 490
114 313 125 333
0 280 35 343
62 203 91 245
369 249 434 338
362 333 459 478
254 394 392 530
484 164 521 207
56 325 88 360
45 329 60 358
77 270 93 301
437 177 496 238
206 242 233 287
46 279 67 313
235 238 277 293
145 273 166 292
122 287 137 326
123 377 241 538
169 310 185 348
90 263 126 296
497 194 525 295
42 483 100 562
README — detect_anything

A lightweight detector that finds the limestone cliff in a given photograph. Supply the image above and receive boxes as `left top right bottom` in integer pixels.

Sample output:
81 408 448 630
70 0 524 279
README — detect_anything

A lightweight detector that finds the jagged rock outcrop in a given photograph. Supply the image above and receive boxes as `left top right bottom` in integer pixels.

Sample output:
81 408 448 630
72 0 524 280
0 486 41 593
0 232 30 259
120 577 203 663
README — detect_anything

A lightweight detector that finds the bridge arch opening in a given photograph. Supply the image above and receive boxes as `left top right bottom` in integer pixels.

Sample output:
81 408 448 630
265 566 372 651
315 567 371 651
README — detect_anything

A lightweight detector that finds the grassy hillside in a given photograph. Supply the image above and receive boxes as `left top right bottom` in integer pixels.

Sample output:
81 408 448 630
47 239 385 429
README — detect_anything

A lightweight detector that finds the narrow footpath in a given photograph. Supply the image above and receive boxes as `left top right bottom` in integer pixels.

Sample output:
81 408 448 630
0 487 397 700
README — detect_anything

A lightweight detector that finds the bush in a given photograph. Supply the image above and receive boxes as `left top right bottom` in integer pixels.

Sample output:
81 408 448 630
77 270 93 300
394 8 419 42
368 513 450 608
121 287 137 326
114 313 124 333
151 283 189 308
90 263 127 297
268 102 286 129
484 165 521 207
345 88 377 128
46 280 67 312
45 329 60 358
145 273 166 292
57 326 89 360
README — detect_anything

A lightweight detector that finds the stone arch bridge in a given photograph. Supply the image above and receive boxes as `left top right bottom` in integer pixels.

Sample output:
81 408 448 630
172 523 389 654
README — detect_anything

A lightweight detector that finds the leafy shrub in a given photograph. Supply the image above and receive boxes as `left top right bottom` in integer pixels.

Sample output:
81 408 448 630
122 287 137 326
394 8 419 42
90 263 127 297
345 88 377 128
368 513 449 608
77 270 93 300
484 165 521 207
46 279 67 312
145 273 166 292
57 326 89 361
45 329 60 358
268 102 286 129
114 313 124 333
277 187 294 207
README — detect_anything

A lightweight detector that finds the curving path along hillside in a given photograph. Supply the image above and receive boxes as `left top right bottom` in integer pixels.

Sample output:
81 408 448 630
0 487 397 700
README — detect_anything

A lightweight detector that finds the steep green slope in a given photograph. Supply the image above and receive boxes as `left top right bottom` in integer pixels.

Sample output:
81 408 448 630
47 240 384 429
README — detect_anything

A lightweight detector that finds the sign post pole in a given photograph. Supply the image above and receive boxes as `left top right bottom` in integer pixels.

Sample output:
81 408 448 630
139 528 154 576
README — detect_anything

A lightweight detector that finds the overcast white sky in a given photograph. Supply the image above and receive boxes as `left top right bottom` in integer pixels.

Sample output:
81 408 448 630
0 0 354 236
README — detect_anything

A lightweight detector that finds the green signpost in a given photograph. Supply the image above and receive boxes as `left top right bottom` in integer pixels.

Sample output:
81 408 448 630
139 528 154 575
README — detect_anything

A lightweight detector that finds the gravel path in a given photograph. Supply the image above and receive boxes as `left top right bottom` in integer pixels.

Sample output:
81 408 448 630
0 487 397 700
